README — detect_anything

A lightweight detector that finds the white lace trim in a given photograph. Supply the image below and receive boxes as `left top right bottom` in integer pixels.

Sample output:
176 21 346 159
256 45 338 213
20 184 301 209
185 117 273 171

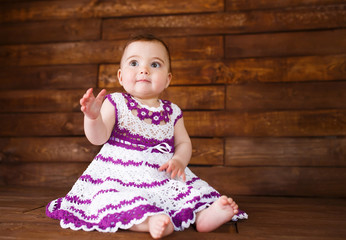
109 92 181 142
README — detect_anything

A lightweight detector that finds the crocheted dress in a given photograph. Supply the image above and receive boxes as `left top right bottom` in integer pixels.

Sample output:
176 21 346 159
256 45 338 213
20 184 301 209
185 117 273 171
46 92 246 232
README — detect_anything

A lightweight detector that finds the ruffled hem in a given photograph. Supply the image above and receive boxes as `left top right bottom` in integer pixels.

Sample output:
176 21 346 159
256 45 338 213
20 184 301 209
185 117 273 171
232 210 248 221
60 211 164 233
46 194 222 232
46 199 165 232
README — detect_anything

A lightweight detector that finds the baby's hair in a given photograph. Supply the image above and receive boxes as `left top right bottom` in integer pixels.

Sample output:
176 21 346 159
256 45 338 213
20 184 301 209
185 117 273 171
121 33 172 72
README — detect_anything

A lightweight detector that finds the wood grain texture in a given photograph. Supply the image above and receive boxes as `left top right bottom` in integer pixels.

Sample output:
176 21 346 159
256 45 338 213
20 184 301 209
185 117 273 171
0 137 223 166
1 187 346 239
103 4 346 39
0 113 84 137
98 61 229 87
225 137 346 167
0 0 223 23
0 87 224 112
0 163 88 187
226 54 346 84
0 90 84 113
1 164 345 197
225 29 346 58
192 166 346 197
226 81 346 110
184 110 346 137
0 137 100 163
0 37 223 66
1 110 345 137
0 65 98 90
0 40 125 66
0 0 345 201
160 86 225 110
226 0 346 11
99 55 346 86
0 19 101 44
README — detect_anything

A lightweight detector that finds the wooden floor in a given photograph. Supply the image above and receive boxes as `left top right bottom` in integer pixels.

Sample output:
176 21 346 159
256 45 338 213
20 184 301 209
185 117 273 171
1 186 345 240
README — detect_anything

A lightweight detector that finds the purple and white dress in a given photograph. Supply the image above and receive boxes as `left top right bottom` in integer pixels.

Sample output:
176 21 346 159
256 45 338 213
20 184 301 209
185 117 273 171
46 92 246 232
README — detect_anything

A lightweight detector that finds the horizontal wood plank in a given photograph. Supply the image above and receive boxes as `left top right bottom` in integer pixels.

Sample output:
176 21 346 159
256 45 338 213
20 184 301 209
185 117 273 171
166 36 223 62
99 54 346 86
1 110 345 137
0 86 224 112
0 137 223 166
160 86 225 110
0 163 88 187
225 29 346 58
226 54 346 84
0 37 223 66
0 90 84 113
1 54 343 91
226 0 346 11
0 137 99 163
0 19 101 44
0 113 84 137
103 5 346 39
225 137 346 167
226 81 346 110
98 64 120 88
190 138 224 165
0 40 126 66
0 0 223 23
0 65 98 90
1 163 345 197
192 166 346 197
184 110 346 137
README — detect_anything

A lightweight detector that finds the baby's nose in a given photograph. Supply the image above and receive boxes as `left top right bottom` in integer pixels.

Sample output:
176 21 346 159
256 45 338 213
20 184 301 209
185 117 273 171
140 66 149 74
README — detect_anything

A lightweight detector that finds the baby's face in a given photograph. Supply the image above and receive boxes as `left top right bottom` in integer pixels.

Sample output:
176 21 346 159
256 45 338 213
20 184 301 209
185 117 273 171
118 41 172 100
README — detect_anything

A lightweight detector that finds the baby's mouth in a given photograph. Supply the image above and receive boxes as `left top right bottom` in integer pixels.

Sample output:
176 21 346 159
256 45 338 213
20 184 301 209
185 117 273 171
136 79 151 83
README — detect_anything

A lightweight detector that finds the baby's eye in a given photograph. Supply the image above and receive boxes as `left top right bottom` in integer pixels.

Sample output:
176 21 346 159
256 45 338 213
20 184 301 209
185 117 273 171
129 60 138 67
151 62 161 68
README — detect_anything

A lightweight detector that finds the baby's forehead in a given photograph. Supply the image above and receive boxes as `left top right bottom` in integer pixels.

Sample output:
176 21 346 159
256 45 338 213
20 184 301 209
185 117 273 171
122 40 169 59
125 40 164 49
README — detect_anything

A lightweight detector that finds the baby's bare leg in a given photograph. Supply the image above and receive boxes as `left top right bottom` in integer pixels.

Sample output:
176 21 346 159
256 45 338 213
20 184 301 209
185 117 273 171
195 196 238 232
130 214 174 239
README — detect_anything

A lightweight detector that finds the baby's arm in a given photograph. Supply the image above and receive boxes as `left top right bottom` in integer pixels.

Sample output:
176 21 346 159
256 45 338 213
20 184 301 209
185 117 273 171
80 88 115 145
159 117 192 181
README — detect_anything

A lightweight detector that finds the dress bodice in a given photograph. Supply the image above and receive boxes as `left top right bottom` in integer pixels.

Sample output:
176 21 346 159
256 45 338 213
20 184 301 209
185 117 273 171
105 93 183 153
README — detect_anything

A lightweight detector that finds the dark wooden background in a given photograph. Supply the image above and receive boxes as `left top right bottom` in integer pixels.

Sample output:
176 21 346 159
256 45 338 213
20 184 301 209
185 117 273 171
0 0 345 198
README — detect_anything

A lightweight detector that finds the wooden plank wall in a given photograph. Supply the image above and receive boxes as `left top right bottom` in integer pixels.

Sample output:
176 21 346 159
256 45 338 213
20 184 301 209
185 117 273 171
0 0 345 198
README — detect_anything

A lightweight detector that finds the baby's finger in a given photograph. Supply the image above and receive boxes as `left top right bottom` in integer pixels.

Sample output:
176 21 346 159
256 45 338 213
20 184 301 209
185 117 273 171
170 169 177 179
158 162 168 171
86 88 93 96
96 89 107 101
180 171 186 182
177 169 185 182
166 163 174 174
80 89 93 105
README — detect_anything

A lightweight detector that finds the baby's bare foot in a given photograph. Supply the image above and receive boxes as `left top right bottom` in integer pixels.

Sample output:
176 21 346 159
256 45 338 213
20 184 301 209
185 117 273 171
148 214 174 239
196 195 238 232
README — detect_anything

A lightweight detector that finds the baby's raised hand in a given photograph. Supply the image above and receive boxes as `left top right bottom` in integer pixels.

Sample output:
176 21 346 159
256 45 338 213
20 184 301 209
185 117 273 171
159 158 186 182
80 88 107 120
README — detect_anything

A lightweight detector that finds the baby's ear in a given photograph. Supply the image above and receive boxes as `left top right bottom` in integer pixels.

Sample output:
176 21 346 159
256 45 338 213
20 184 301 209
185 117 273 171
165 73 172 88
117 69 123 86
